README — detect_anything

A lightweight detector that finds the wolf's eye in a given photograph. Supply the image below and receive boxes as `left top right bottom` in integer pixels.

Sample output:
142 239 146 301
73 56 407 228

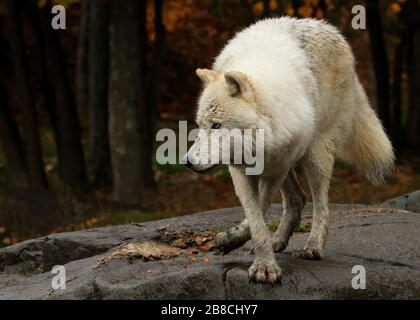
212 123 221 129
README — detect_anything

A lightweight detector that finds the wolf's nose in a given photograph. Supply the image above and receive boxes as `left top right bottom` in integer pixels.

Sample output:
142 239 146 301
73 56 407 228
185 159 193 168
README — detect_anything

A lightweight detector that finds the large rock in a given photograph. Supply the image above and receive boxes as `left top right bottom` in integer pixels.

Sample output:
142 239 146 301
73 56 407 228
0 204 419 300
383 190 420 213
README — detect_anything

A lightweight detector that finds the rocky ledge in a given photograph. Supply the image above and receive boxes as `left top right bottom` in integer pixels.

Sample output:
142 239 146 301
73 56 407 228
0 200 419 300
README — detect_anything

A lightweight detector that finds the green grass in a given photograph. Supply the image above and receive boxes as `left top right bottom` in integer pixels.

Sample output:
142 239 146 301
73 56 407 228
208 224 230 234
295 223 311 233
157 162 187 174
214 165 230 180
267 219 311 233
267 219 280 232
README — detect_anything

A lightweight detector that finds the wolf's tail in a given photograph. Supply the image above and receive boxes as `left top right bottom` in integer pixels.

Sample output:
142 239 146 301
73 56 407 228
343 80 395 185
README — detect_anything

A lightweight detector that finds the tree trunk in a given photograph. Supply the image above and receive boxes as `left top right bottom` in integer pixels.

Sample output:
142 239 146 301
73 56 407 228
292 0 301 17
391 37 404 152
40 1 87 188
108 0 148 204
88 0 111 186
145 0 166 189
389 3 407 153
76 0 90 112
366 0 391 133
263 0 270 17
5 0 47 190
315 0 327 19
24 0 60 155
405 0 420 150
240 0 256 22
0 84 29 188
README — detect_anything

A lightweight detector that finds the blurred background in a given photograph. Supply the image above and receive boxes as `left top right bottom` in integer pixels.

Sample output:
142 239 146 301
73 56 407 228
0 0 419 247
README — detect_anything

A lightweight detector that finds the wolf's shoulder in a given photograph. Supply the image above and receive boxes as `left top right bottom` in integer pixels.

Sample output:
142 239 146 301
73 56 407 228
214 17 306 71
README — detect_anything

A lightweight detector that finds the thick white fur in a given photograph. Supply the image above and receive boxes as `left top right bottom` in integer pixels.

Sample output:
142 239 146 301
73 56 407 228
187 17 395 284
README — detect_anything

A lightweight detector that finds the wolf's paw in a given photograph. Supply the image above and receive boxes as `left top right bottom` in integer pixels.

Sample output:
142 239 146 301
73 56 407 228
213 227 250 255
248 260 282 284
272 239 288 252
293 247 323 260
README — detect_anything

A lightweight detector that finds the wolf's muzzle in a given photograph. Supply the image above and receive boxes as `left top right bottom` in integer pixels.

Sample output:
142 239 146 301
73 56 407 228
185 158 193 169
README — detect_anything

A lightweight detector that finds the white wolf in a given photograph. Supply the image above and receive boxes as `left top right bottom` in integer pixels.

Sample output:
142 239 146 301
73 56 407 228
185 17 394 284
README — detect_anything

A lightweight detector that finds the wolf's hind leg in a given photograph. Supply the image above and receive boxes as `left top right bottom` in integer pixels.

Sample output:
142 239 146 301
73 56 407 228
294 141 334 260
273 169 306 252
214 218 250 254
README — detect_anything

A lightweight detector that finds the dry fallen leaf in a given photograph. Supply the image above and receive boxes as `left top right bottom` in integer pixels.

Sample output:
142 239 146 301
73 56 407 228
95 241 182 268
95 229 217 269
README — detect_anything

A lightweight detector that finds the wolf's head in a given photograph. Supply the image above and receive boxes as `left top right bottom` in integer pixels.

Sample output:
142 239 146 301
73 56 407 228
184 68 264 174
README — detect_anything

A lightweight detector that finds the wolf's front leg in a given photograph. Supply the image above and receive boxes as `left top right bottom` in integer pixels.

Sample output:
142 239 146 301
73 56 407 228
229 167 281 284
214 173 281 254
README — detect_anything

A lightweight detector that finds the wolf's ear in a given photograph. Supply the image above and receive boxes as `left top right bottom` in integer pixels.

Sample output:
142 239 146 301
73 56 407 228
224 71 251 97
196 68 218 85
